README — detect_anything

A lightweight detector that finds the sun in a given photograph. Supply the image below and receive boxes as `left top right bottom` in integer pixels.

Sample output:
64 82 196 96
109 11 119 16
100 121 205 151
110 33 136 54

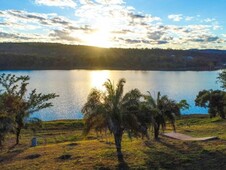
84 18 113 48
85 30 112 48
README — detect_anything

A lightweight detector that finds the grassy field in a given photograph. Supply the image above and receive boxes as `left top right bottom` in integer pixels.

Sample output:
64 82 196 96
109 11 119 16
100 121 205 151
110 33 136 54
1 115 226 170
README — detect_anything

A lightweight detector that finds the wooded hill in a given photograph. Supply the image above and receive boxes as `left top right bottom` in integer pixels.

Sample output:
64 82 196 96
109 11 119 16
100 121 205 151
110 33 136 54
0 42 226 70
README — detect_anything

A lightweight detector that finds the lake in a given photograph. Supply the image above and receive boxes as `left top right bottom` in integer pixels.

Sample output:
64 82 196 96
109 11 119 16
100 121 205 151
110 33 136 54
0 70 222 121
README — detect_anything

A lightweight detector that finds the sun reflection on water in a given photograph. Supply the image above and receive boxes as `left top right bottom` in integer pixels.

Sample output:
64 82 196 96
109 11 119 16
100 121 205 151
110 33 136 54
90 70 110 90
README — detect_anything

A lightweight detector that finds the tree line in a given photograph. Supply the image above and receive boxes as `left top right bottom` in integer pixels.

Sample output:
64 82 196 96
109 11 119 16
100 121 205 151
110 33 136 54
1 43 226 70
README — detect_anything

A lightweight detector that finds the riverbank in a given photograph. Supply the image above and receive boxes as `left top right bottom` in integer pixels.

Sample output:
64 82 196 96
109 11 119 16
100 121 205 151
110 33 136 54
1 114 226 169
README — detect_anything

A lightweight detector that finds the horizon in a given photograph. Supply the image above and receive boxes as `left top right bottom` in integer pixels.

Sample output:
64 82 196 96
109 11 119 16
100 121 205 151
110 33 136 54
0 0 226 50
1 42 226 51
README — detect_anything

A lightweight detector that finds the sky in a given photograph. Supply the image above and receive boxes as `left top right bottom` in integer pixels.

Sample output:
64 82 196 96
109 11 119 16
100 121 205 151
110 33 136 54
0 0 226 49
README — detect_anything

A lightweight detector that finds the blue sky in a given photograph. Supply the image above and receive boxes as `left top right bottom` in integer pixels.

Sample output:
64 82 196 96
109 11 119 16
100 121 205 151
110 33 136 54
0 0 225 49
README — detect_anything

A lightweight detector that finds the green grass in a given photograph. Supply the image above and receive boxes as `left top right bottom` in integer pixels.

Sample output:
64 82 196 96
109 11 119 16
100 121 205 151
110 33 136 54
1 115 226 169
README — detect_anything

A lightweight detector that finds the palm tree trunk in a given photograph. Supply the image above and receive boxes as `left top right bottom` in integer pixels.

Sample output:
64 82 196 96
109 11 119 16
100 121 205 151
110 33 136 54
107 119 124 162
16 127 21 145
219 108 225 119
141 126 150 140
0 138 2 147
154 123 160 140
113 132 124 162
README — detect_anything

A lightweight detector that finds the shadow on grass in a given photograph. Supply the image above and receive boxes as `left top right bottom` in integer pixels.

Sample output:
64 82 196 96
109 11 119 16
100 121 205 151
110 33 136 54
0 144 29 163
94 159 130 170
116 160 130 170
144 137 226 169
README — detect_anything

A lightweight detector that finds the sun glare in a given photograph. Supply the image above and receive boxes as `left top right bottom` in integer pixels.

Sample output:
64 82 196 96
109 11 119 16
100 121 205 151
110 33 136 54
90 70 110 90
84 18 113 48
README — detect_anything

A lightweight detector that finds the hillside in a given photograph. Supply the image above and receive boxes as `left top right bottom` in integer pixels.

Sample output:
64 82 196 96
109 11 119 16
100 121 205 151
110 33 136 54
0 43 226 70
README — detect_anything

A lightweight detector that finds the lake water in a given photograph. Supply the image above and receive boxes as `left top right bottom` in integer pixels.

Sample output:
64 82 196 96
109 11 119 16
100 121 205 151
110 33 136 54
0 70 222 121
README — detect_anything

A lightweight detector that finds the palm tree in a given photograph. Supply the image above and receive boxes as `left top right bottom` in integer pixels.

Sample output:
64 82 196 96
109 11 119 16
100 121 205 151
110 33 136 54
142 91 164 140
82 78 143 162
158 96 188 132
143 92 188 140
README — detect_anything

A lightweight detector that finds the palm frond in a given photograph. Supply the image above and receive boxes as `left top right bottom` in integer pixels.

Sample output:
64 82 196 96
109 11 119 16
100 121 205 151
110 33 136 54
145 91 157 108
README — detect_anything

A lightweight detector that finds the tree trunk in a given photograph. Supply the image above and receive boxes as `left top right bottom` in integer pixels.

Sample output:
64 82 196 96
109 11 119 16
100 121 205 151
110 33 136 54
220 114 226 119
141 126 150 140
113 132 124 162
107 118 124 162
0 138 2 147
16 128 21 145
171 121 176 132
154 123 160 140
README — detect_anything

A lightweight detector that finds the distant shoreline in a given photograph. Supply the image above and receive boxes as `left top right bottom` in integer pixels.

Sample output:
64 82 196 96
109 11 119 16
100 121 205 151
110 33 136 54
1 43 226 71
0 68 223 71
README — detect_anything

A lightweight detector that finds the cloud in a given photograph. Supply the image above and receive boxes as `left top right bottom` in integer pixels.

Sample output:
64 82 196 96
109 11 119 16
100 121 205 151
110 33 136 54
123 38 141 44
49 29 81 42
74 1 161 43
0 31 24 39
168 14 183 22
191 35 220 43
129 13 161 25
148 31 163 41
157 40 168 44
185 16 193 21
0 10 54 26
0 10 86 43
79 0 94 5
35 0 76 8
0 31 49 42
95 0 124 5
78 0 124 5
0 10 78 29
0 1 225 49
111 29 133 34
203 18 216 23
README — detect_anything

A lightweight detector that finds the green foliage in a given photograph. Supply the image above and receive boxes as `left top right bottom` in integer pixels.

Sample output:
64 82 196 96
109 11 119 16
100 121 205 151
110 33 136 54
25 118 42 137
177 100 190 110
82 78 188 161
142 92 189 139
195 72 226 119
0 42 225 70
0 73 58 145
217 70 226 89
195 89 226 119
0 112 14 147
82 78 144 161
82 78 143 137
0 92 19 146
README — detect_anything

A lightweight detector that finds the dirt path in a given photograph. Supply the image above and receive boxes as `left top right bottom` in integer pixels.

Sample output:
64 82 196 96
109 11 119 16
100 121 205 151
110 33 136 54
162 132 218 141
